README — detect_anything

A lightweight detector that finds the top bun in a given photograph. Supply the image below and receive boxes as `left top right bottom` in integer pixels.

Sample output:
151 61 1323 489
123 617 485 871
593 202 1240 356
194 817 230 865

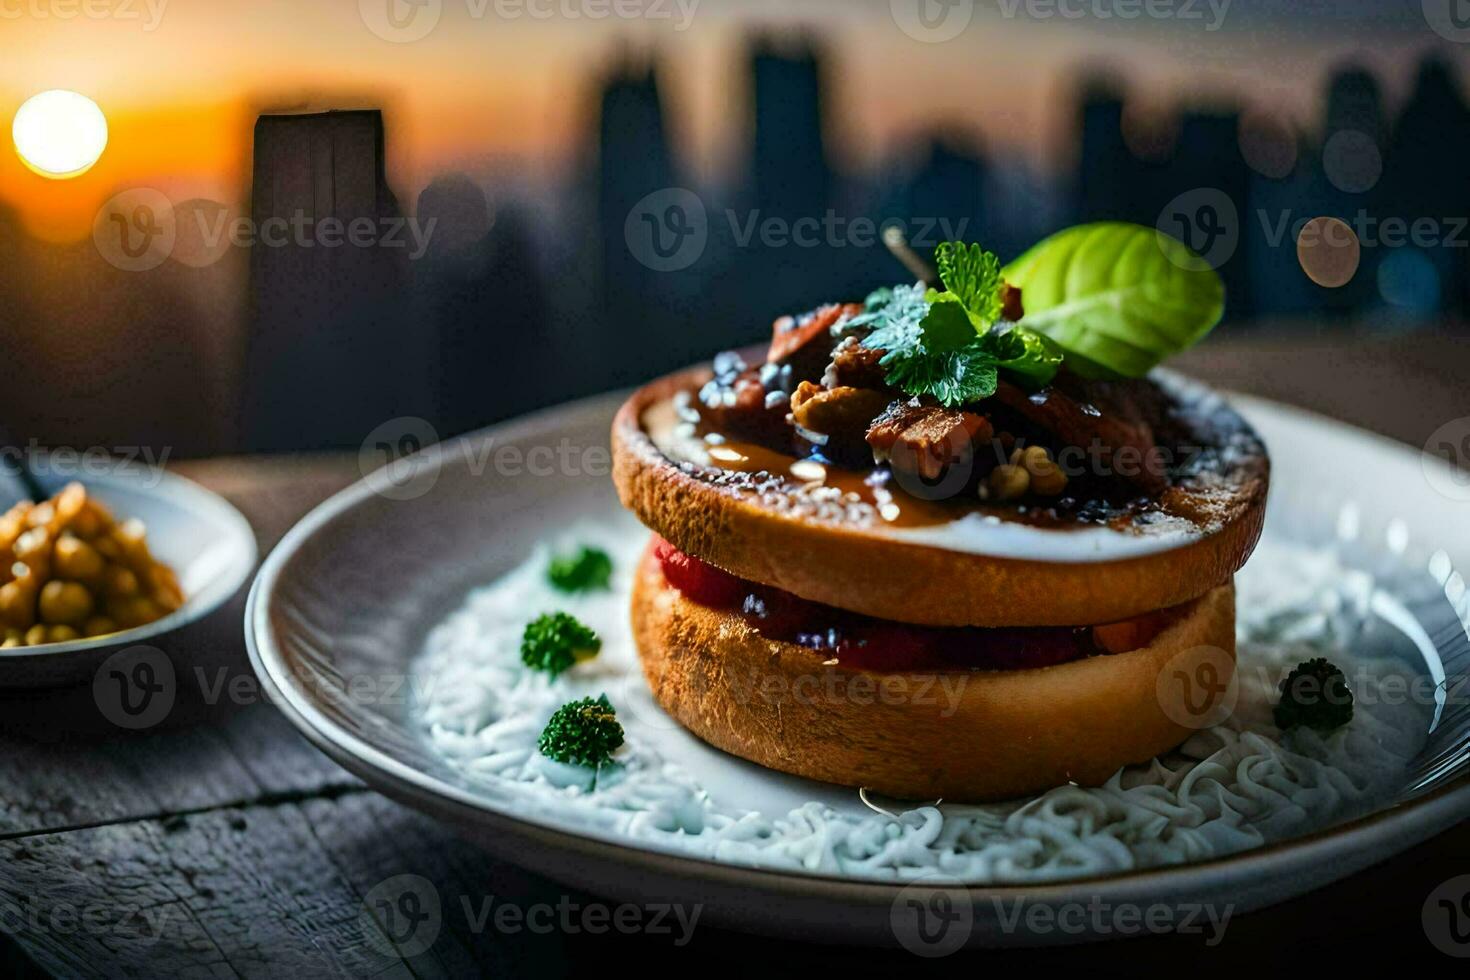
612 360 1268 628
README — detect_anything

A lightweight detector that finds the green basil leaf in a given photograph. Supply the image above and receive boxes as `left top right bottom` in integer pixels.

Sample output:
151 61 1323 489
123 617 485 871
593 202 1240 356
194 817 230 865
983 327 1063 388
1000 221 1224 378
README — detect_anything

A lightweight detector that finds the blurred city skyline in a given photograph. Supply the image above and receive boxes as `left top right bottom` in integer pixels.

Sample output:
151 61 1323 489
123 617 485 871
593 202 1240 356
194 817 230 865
3 0 1467 240
3 2 1469 457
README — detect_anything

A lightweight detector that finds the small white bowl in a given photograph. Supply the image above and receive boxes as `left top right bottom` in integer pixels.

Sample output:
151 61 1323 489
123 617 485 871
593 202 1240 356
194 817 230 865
1 461 257 687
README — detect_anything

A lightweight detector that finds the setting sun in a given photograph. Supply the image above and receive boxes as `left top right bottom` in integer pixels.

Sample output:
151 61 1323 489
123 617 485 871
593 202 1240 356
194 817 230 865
12 89 108 179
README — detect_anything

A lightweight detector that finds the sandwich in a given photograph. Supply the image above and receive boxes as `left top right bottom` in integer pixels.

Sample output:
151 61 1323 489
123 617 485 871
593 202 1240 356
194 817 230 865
612 223 1268 801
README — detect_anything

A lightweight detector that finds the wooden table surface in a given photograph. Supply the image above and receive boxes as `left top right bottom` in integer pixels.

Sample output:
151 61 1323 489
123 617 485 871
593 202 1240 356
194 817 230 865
2 332 1469 977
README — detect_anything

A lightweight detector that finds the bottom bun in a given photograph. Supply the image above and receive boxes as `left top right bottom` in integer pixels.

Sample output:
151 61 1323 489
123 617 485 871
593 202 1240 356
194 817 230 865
631 544 1237 802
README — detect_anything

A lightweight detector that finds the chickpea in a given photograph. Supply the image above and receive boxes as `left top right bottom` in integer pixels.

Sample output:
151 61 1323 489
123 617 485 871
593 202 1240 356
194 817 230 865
1020 446 1068 497
0 579 36 630
52 482 86 527
14 526 50 562
39 580 94 626
111 596 161 629
103 565 140 599
985 464 1031 501
54 535 105 582
83 616 118 638
0 485 182 644
114 518 152 568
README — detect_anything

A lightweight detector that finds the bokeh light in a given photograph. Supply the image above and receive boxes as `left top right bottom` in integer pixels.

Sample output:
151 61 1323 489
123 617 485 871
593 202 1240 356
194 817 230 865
1297 216 1360 287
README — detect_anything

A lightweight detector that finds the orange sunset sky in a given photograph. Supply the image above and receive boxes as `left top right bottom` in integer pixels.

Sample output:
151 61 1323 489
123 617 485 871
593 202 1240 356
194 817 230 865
2 0 1463 241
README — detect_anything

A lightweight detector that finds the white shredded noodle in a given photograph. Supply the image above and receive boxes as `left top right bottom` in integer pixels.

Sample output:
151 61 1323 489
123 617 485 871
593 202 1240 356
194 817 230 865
415 529 1429 883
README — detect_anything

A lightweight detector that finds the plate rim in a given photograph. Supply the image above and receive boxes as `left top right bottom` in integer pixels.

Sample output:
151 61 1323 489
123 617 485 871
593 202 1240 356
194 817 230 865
244 386 1470 899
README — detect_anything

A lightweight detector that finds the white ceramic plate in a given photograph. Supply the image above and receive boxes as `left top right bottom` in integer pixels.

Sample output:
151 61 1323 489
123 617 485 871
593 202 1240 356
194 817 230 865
245 389 1470 946
2 461 257 687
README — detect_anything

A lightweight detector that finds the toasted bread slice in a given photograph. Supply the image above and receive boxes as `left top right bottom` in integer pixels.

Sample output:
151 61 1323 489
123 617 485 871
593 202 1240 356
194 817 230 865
632 543 1237 802
613 362 1267 627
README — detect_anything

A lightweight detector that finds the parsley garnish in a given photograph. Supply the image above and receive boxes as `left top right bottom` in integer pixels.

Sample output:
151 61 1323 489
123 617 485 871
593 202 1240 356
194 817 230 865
547 546 613 592
933 242 1004 330
856 241 1060 407
521 612 601 677
538 694 624 768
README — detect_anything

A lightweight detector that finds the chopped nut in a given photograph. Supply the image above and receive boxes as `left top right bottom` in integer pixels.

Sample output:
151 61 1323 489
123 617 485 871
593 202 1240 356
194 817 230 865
987 464 1031 501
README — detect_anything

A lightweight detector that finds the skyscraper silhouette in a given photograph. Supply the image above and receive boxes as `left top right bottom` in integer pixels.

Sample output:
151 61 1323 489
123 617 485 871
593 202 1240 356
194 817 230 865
242 110 418 450
1382 56 1470 318
748 31 831 219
